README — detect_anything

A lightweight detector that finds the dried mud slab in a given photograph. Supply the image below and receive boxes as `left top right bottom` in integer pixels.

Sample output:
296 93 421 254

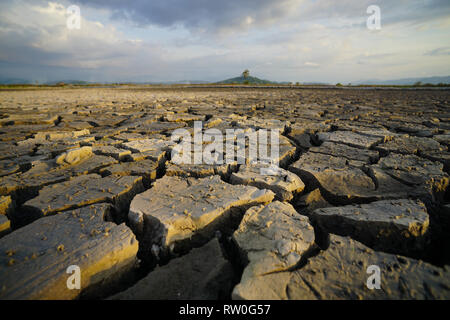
121 138 174 154
56 147 93 165
128 175 275 261
166 140 236 178
120 138 173 163
290 149 450 204
111 239 233 300
0 215 11 237
166 162 236 179
0 154 118 203
0 196 13 237
317 131 384 149
230 165 305 201
288 122 332 148
19 174 144 225
290 235 448 299
164 113 206 123
0 114 59 127
34 129 91 142
369 153 450 202
99 159 159 187
92 146 132 161
233 234 450 300
0 160 21 177
232 202 316 300
295 188 332 212
375 135 444 156
0 204 138 300
231 119 289 133
289 152 376 203
310 199 430 256
309 141 379 164
129 121 186 135
238 133 297 168
0 196 14 216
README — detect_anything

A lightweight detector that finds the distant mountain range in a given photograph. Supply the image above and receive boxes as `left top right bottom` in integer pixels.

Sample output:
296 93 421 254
45 80 93 85
0 78 95 85
0 78 211 85
0 75 449 86
0 78 34 84
355 75 450 86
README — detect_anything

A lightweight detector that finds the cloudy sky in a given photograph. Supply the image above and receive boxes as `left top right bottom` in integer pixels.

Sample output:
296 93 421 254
0 0 449 83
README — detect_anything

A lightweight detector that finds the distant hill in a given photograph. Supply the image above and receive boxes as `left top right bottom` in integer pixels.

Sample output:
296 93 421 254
0 78 211 85
0 78 33 85
157 80 211 84
355 75 450 86
216 75 285 85
301 82 331 85
0 78 96 85
44 80 94 85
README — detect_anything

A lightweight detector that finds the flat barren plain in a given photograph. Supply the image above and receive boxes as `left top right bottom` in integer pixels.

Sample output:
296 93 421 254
0 86 449 299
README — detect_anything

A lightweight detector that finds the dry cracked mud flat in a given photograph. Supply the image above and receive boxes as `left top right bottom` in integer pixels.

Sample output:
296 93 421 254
0 86 450 300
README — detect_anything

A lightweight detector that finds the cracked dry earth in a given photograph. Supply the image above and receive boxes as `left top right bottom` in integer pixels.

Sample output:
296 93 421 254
0 87 450 300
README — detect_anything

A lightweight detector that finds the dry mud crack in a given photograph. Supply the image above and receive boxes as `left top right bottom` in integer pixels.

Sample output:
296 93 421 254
0 87 450 300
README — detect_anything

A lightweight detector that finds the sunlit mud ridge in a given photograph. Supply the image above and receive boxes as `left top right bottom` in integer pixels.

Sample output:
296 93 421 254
0 86 449 300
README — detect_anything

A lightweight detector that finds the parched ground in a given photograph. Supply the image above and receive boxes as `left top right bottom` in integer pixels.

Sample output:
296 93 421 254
0 86 450 300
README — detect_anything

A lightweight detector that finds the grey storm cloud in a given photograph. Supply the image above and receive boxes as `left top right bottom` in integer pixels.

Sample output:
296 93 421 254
74 0 299 30
0 0 449 83
425 47 450 56
73 0 450 31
